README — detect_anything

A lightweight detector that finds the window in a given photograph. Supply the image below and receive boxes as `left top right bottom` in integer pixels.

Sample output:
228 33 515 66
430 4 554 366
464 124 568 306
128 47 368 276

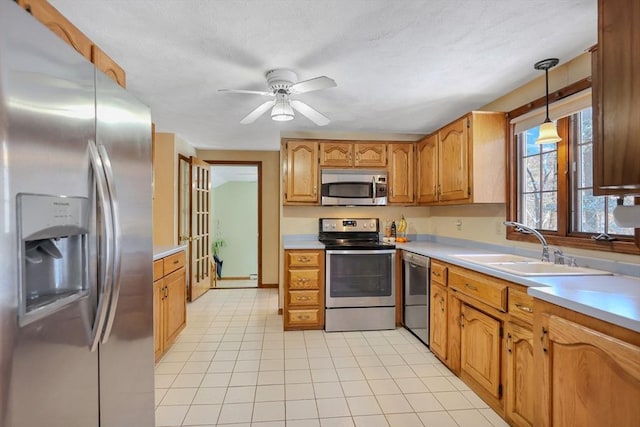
508 84 637 254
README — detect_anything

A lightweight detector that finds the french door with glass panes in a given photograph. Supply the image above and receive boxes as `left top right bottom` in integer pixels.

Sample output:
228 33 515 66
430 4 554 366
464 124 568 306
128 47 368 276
178 155 210 301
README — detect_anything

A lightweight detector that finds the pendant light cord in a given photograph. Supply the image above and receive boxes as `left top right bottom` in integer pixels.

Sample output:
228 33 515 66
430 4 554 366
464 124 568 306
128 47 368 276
545 68 550 121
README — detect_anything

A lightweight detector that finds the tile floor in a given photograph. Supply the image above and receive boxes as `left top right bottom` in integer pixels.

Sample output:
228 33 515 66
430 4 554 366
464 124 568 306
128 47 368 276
215 279 258 289
155 288 509 427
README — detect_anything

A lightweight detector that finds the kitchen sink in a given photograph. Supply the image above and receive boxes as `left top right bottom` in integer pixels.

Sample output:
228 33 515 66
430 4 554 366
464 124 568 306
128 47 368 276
479 261 612 276
453 253 536 264
452 253 612 276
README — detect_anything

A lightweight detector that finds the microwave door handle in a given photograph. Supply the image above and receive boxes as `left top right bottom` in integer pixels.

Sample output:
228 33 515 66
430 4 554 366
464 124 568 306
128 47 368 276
372 176 376 204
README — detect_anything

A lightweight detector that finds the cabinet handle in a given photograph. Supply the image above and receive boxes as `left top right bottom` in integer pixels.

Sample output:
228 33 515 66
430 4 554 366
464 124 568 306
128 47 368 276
296 277 311 285
432 271 441 277
313 186 317 196
514 303 533 313
173 259 180 264
297 296 311 301
460 313 464 328
298 315 311 320
440 297 445 312
506 333 512 353
297 256 312 263
464 283 478 291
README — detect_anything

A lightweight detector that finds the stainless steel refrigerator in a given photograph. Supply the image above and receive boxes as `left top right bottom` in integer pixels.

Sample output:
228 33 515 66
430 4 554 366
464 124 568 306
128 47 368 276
0 1 155 426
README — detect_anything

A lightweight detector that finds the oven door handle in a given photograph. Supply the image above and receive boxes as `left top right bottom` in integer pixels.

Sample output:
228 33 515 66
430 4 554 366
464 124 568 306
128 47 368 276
326 249 397 255
372 176 376 204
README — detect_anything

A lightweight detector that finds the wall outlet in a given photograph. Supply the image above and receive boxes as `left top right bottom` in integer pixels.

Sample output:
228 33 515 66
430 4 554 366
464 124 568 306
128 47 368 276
456 219 463 231
496 221 503 235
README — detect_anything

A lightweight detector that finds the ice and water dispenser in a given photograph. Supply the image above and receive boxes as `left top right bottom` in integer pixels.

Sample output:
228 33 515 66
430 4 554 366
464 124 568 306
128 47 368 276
17 194 90 326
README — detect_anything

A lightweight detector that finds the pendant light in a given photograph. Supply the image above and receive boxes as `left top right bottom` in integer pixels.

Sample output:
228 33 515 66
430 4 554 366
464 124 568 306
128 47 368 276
534 58 561 145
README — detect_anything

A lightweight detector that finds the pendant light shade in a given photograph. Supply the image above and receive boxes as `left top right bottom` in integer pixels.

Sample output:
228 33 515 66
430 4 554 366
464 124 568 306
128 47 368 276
271 94 294 121
534 58 561 145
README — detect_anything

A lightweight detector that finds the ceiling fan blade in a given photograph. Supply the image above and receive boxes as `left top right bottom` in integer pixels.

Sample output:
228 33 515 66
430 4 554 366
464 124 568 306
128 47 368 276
219 89 273 96
289 76 337 94
240 100 275 124
290 100 330 126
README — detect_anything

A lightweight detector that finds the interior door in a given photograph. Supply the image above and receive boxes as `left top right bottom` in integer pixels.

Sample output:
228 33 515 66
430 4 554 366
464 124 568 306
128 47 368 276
189 156 211 301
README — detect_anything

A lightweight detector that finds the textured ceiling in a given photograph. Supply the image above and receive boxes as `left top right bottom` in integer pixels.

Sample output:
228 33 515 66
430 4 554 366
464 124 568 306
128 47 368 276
49 0 596 151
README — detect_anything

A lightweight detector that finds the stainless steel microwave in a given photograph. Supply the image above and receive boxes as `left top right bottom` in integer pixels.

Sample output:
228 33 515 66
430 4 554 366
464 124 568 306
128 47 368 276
321 169 387 206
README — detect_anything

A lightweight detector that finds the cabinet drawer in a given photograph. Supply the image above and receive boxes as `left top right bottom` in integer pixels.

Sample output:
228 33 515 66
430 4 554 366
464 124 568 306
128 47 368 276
288 290 320 307
288 252 321 267
288 269 321 289
431 260 448 285
163 251 186 275
287 309 320 325
508 288 534 324
153 260 164 281
449 267 507 312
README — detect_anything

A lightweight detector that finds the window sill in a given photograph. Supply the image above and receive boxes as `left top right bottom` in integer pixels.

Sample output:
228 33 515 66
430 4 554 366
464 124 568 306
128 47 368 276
506 230 640 256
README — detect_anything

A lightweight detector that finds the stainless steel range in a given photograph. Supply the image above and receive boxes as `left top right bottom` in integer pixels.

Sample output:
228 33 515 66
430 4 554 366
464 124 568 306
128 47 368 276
320 218 396 332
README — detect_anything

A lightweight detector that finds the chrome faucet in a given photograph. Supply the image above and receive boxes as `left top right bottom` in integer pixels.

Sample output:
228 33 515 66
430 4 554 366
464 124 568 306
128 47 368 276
503 221 550 262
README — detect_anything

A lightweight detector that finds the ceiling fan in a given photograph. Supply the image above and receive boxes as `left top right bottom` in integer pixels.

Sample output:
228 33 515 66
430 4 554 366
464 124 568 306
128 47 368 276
219 69 336 126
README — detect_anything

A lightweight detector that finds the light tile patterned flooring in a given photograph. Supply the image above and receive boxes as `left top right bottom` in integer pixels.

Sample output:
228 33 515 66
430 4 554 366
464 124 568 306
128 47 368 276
215 279 258 289
155 288 509 427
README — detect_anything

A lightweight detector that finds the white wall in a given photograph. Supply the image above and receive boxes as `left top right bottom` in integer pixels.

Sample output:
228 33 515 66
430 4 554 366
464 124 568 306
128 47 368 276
212 181 258 278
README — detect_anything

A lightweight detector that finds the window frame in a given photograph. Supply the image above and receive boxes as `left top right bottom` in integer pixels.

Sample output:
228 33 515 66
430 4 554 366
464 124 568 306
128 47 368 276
506 79 640 255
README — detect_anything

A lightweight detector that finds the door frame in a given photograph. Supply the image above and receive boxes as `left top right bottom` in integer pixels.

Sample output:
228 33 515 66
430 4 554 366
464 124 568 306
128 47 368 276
208 160 263 288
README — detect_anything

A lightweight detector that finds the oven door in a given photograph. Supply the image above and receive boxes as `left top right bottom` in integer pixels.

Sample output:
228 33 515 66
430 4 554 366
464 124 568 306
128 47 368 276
326 249 396 308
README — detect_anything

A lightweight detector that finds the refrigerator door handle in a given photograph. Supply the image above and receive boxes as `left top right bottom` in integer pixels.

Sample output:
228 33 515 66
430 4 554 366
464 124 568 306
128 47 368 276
98 143 122 344
88 139 114 352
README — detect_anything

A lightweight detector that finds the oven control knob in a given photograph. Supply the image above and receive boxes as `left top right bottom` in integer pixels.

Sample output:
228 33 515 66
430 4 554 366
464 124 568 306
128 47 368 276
331 224 336 229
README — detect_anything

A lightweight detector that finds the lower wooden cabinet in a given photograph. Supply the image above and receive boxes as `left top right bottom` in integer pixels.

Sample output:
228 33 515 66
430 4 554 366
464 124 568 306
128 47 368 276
154 250 187 361
284 249 324 330
429 281 448 362
460 304 502 399
536 310 640 427
505 321 534 427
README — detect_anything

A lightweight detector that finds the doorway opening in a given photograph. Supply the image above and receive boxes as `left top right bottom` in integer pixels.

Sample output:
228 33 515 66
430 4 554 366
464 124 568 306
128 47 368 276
209 162 261 289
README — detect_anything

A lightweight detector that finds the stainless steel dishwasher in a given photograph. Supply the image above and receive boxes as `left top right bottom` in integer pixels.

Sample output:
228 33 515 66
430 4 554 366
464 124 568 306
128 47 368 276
403 252 430 345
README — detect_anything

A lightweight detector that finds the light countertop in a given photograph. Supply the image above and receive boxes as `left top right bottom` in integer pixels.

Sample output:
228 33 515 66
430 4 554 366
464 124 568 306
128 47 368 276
283 240 325 250
396 241 640 333
153 244 187 260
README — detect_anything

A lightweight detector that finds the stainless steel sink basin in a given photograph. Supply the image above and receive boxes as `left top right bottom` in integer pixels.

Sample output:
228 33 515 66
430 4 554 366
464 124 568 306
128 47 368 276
480 261 612 276
453 253 536 264
452 254 612 276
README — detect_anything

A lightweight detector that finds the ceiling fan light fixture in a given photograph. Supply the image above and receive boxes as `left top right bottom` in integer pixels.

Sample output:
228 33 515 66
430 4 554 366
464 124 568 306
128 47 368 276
271 94 294 121
534 58 561 145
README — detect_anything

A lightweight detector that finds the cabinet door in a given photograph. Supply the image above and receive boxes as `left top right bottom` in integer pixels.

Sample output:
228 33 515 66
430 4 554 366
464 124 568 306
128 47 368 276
164 268 186 345
417 134 438 204
153 279 164 361
539 314 640 427
320 142 352 167
505 322 534 427
438 117 469 202
387 144 414 203
92 45 126 88
19 0 92 60
593 0 640 193
460 304 501 398
285 141 319 203
354 143 387 167
429 282 448 362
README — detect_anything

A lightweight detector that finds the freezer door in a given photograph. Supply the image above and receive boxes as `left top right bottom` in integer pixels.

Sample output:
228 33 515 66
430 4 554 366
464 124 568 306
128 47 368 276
0 2 99 427
94 72 155 427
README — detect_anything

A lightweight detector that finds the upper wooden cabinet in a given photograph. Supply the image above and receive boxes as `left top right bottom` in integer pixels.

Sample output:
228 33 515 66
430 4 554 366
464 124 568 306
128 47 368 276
387 143 414 204
319 141 387 168
354 143 387 168
18 0 127 89
284 140 319 204
417 111 506 205
592 0 640 195
320 142 352 167
19 0 92 60
92 45 126 88
416 134 438 204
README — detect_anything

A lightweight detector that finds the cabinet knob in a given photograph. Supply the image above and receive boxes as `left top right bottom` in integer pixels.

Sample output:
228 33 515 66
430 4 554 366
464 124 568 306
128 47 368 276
514 303 533 313
464 283 478 291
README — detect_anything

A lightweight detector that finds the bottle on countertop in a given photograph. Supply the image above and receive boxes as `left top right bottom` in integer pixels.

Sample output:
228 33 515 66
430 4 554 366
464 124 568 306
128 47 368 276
391 220 396 238
385 218 392 237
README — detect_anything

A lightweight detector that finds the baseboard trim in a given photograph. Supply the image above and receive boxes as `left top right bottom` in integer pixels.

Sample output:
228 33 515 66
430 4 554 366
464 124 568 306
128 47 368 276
259 283 278 288
219 276 251 281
